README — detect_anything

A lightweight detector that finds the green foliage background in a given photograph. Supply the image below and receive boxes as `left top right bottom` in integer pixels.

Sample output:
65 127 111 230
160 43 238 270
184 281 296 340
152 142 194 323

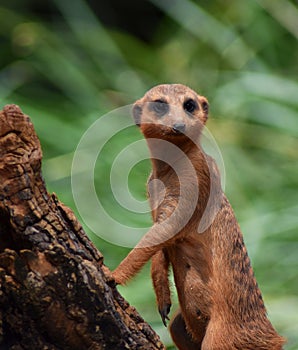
1 1 298 348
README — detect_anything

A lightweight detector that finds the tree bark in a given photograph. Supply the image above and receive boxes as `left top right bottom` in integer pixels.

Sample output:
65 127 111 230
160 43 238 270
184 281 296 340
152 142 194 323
0 104 165 350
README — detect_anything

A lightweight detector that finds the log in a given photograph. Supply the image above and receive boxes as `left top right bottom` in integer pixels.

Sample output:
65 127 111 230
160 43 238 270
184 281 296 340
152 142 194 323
0 104 165 350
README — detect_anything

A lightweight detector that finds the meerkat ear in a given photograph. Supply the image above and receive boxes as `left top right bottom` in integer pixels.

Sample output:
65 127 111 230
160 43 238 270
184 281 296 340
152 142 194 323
200 98 209 123
132 104 142 127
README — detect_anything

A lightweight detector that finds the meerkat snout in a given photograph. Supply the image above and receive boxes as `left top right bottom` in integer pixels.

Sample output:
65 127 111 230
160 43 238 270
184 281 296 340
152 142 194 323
172 122 186 134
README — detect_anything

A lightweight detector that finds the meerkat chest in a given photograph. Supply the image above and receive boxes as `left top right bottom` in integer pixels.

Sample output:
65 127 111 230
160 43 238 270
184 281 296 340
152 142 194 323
168 234 211 279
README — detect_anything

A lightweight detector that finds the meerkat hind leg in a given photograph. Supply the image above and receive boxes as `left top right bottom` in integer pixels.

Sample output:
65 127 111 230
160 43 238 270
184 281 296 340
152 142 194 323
169 310 204 350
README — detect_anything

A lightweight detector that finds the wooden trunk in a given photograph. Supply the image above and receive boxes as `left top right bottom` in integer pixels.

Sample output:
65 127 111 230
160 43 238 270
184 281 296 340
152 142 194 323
0 104 165 350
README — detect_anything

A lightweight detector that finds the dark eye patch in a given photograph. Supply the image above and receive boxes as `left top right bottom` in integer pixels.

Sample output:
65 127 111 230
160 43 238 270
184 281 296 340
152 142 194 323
149 99 169 117
183 99 198 114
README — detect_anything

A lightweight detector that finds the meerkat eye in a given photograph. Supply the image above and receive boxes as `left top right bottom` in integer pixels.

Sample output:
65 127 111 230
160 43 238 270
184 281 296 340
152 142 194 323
183 99 198 114
150 99 169 117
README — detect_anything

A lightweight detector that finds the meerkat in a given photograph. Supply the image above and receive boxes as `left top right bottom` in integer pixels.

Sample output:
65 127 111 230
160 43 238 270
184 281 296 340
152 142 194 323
111 84 285 349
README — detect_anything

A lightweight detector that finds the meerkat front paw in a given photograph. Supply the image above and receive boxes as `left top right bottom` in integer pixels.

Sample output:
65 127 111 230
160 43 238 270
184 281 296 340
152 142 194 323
101 264 117 287
159 303 171 327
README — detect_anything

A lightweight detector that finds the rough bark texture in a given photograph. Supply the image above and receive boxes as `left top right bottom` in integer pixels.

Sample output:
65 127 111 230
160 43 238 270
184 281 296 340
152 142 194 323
0 104 165 350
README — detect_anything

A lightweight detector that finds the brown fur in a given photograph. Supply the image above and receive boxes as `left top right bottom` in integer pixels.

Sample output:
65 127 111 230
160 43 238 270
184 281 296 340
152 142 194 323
112 84 285 349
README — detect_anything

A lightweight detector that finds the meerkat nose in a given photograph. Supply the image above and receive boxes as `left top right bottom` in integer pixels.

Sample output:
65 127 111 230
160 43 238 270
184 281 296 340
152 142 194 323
172 123 186 134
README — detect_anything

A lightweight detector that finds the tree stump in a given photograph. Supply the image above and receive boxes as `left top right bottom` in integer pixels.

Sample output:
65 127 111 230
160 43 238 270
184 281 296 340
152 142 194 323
0 104 165 350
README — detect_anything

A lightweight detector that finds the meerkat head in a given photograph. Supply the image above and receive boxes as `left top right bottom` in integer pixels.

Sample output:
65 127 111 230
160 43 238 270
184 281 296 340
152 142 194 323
132 84 209 142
